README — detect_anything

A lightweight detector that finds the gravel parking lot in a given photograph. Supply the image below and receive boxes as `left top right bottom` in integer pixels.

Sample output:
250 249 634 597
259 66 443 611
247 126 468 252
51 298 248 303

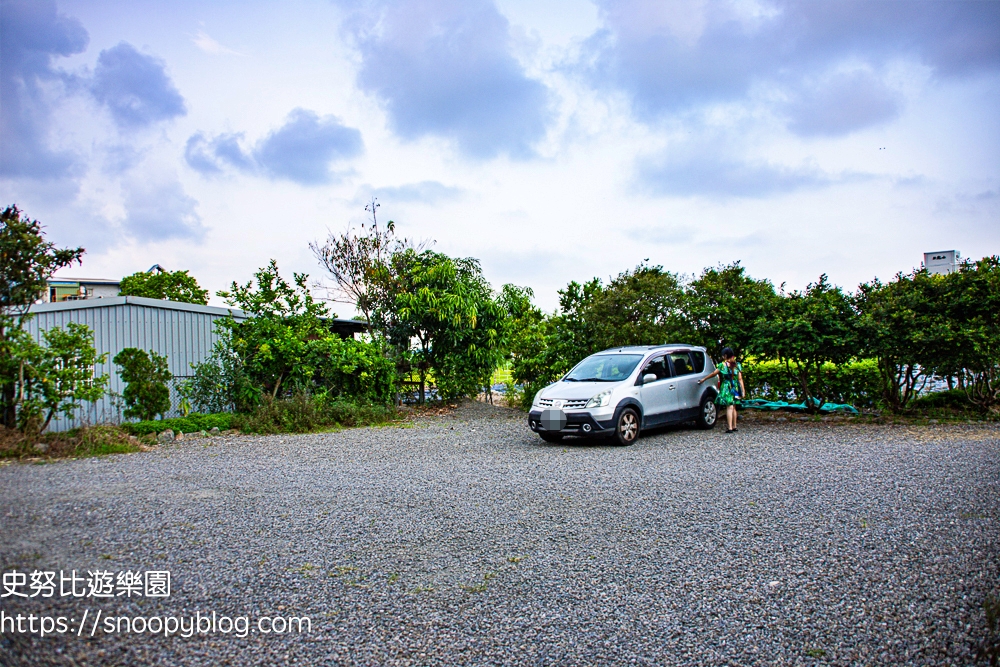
1 401 998 666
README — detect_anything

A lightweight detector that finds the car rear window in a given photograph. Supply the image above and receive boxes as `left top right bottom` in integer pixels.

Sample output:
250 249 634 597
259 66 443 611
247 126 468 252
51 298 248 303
691 351 706 373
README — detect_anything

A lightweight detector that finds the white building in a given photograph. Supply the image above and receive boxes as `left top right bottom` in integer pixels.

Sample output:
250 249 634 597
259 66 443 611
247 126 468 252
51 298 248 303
923 250 960 276
44 277 121 302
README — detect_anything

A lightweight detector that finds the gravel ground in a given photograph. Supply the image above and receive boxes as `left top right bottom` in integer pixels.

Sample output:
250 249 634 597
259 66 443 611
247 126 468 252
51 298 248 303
1 401 998 666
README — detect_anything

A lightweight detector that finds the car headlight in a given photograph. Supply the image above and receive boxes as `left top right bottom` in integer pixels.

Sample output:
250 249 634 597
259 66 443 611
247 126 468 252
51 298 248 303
586 390 612 408
532 390 542 406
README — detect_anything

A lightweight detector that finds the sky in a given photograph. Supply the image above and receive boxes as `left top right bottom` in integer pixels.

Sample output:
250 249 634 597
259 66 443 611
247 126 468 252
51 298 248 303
2 0 998 313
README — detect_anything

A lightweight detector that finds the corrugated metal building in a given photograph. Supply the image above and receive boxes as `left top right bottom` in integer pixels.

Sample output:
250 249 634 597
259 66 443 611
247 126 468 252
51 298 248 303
25 296 246 431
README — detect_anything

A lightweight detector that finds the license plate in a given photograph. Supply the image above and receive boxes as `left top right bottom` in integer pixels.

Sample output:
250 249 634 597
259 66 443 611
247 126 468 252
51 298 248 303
541 409 567 431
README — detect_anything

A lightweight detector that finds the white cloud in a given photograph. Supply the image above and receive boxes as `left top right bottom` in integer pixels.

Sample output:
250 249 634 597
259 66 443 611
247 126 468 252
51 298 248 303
190 29 245 57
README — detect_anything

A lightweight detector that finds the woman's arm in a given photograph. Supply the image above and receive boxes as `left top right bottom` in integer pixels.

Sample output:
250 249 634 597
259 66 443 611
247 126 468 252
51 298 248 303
738 371 746 396
698 369 720 384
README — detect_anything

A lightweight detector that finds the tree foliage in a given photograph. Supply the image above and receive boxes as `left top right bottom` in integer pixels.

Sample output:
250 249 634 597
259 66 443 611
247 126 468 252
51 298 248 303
211 260 394 408
6 324 109 433
119 268 209 304
1 205 87 430
311 197 424 336
752 275 859 412
686 262 776 356
378 249 510 402
113 348 172 421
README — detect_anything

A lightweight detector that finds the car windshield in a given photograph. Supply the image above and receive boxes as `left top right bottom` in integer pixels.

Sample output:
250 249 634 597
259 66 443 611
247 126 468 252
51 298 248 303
564 354 644 382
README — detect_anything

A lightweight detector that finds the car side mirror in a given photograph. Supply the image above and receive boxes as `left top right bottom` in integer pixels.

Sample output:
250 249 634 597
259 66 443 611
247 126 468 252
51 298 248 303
642 373 657 385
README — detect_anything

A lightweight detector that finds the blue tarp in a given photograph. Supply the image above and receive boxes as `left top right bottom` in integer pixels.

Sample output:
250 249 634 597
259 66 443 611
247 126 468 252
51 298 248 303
740 398 859 414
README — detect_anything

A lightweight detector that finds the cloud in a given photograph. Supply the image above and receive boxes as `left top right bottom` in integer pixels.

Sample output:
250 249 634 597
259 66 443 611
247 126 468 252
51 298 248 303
185 109 363 184
0 0 89 179
341 0 552 159
90 42 186 128
784 69 901 137
581 0 1000 126
255 109 363 183
122 176 203 241
637 152 839 199
361 181 465 205
191 29 245 56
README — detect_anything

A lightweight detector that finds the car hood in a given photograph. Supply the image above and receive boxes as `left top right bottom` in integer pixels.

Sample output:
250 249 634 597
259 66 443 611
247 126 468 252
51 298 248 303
539 380 624 401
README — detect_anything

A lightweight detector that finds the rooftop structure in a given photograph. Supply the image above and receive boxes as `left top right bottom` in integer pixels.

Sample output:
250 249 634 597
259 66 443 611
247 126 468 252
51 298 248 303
44 277 120 302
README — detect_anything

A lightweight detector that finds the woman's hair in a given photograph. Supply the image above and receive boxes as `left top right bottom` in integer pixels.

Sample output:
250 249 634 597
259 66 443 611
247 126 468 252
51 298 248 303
721 347 735 359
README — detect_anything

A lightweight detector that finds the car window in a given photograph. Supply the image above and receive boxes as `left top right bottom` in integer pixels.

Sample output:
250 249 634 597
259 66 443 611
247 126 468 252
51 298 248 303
669 351 695 376
640 356 669 381
564 354 644 382
691 351 706 373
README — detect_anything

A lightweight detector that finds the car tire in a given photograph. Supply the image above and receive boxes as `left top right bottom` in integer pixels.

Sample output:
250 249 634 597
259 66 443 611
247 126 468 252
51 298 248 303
696 393 718 429
613 407 640 446
539 432 563 443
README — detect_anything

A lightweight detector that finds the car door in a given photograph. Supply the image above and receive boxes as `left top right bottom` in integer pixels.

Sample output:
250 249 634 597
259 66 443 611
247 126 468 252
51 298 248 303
638 355 676 425
667 351 702 414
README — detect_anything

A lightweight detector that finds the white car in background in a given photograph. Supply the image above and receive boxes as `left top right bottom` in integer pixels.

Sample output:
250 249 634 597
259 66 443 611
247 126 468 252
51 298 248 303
527 345 719 445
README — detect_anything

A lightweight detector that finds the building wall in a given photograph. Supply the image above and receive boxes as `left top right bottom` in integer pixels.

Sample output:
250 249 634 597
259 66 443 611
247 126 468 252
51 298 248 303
24 296 245 431
86 283 121 299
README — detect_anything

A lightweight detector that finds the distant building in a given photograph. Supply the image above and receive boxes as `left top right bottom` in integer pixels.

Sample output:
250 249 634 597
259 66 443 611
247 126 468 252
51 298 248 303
923 250 959 276
44 277 120 302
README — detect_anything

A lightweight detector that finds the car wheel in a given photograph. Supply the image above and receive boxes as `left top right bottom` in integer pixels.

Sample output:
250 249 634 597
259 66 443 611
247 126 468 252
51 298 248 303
696 394 718 429
613 408 640 446
540 432 563 443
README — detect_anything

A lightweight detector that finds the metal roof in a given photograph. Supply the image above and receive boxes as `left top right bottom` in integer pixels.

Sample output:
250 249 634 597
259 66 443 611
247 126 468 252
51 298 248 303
30 295 245 318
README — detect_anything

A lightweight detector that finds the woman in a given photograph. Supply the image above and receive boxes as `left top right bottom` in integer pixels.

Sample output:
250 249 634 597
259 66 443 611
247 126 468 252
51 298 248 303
698 347 745 433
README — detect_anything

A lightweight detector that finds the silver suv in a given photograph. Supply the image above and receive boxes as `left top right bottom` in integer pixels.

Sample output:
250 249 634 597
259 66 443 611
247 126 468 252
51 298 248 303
527 345 718 445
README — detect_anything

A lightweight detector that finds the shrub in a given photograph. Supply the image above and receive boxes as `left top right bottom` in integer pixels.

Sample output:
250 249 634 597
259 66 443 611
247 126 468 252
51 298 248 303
114 348 172 421
119 413 235 436
233 393 396 435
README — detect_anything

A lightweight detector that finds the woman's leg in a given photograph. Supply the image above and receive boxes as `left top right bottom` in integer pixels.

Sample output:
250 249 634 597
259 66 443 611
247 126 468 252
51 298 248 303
727 405 736 430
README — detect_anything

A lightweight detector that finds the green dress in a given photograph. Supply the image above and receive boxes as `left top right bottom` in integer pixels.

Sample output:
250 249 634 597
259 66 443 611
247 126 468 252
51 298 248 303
715 362 742 406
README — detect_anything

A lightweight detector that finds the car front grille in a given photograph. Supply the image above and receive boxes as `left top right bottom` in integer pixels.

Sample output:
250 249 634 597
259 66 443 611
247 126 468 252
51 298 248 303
538 398 588 410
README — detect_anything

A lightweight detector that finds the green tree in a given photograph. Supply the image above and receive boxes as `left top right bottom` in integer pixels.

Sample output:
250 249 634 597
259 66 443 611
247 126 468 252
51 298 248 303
311 198 424 337
588 264 692 350
119 268 209 304
932 257 1000 413
8 323 109 433
113 348 172 421
685 262 777 357
1 205 85 430
857 271 937 412
381 250 509 403
753 275 859 412
218 260 335 400
216 260 393 407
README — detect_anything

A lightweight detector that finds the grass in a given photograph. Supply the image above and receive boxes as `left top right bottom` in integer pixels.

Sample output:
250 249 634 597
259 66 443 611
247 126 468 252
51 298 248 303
0 424 143 460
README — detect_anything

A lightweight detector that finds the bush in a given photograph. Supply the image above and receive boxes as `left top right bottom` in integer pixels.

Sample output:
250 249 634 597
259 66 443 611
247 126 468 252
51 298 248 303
119 413 235 436
233 393 396 435
114 348 172 421
743 358 881 408
909 388 991 418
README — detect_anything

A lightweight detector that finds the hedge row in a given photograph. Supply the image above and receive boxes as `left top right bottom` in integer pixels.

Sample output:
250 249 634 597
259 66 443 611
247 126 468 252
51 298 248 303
120 413 235 436
742 359 881 408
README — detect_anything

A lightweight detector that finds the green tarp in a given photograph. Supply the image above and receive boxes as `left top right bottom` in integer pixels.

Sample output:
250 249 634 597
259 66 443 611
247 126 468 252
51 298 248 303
740 398 859 414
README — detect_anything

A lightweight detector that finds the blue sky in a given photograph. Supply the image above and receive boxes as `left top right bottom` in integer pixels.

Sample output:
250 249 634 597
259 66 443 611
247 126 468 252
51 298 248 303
2 0 998 312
